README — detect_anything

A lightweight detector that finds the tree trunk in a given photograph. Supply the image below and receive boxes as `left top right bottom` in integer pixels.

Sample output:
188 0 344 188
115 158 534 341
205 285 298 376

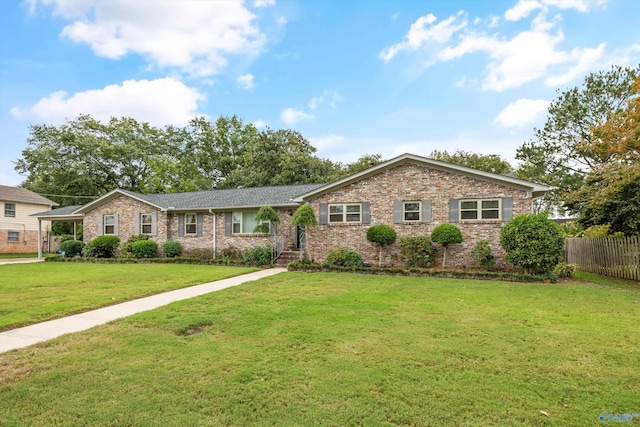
442 246 447 268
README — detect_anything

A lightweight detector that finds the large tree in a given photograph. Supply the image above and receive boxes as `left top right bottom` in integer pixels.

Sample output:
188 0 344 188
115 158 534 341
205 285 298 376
515 65 639 212
429 149 513 174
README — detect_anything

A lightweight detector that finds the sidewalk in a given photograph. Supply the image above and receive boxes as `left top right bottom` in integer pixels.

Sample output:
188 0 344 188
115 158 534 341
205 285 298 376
0 268 287 354
0 258 44 265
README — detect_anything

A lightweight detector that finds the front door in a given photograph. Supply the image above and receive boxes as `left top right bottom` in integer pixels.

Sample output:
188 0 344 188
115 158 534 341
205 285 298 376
295 226 306 250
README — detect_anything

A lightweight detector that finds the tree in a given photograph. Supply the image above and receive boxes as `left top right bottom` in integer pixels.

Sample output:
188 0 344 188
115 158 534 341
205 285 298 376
515 65 639 212
366 224 397 266
290 204 318 260
429 149 513 174
430 224 463 268
254 205 280 234
500 214 564 274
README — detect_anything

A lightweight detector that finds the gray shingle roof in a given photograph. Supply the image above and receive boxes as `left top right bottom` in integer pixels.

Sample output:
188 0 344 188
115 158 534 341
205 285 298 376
118 183 325 210
0 185 58 206
31 205 83 218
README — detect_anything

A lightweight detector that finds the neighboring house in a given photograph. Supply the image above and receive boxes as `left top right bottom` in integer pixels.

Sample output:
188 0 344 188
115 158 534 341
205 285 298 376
31 154 550 267
0 185 57 254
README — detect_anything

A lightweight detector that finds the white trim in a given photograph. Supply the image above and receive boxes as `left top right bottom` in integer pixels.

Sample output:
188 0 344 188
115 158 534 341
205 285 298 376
328 203 362 224
403 201 421 222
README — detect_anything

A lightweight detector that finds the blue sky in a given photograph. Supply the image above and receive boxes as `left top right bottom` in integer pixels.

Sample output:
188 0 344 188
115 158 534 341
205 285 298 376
1 0 639 186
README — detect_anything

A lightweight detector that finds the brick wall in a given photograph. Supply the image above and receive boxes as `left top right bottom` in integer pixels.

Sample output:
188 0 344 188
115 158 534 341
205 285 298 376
0 230 41 254
305 163 531 268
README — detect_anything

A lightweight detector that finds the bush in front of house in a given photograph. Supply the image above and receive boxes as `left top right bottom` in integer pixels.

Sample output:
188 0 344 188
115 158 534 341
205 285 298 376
59 240 85 258
500 213 564 274
399 236 436 268
131 240 158 259
163 240 182 258
431 223 463 268
325 248 364 268
122 234 149 254
470 240 495 271
243 245 273 266
82 235 121 258
366 224 397 266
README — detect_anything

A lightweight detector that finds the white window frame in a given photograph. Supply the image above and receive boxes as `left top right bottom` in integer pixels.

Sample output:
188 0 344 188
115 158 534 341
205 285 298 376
460 199 501 221
328 203 361 224
4 203 16 218
140 213 153 234
7 231 19 242
232 211 270 234
104 215 116 235
403 201 421 222
184 213 197 235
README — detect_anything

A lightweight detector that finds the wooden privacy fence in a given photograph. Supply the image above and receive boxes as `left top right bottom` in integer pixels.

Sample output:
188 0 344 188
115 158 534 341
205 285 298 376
565 236 639 281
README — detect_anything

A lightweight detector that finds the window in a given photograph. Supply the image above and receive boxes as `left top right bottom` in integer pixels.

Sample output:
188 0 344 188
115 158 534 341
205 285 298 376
403 202 421 222
185 213 197 235
141 213 153 234
8 231 19 242
104 215 116 234
232 211 270 234
460 199 501 220
4 203 15 217
329 204 361 223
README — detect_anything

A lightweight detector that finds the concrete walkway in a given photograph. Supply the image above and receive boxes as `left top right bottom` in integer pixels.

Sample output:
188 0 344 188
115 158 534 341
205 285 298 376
0 268 287 354
0 258 44 265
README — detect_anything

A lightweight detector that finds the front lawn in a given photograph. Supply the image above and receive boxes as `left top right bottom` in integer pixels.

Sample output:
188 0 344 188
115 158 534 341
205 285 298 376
0 263 257 331
1 272 638 426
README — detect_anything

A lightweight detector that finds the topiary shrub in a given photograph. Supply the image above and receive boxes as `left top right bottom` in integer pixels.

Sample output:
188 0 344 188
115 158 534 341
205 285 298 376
243 245 273 266
431 223 463 268
500 213 564 274
325 248 364 267
470 240 495 271
366 224 397 266
131 239 158 259
122 234 149 254
82 235 121 258
163 240 182 258
399 236 436 268
59 240 85 258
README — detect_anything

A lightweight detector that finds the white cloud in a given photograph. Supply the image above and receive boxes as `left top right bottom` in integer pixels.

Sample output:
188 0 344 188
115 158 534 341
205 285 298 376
253 119 269 129
494 98 549 128
12 78 204 126
380 11 467 62
545 42 606 86
30 0 266 77
276 16 287 26
253 0 275 7
281 108 313 125
308 90 344 109
309 134 344 150
505 0 605 21
237 73 255 90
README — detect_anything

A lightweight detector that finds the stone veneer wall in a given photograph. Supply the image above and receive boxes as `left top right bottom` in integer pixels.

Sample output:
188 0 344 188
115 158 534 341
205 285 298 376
305 163 532 269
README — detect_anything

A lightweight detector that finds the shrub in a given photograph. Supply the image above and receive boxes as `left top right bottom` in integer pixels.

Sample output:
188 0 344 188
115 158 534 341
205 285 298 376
182 248 214 260
131 240 158 259
326 248 364 267
470 240 495 271
399 236 436 268
216 247 243 260
500 213 564 274
163 240 182 258
553 262 577 278
366 225 397 266
243 245 273 266
431 223 463 268
122 234 149 253
59 240 85 257
82 235 121 258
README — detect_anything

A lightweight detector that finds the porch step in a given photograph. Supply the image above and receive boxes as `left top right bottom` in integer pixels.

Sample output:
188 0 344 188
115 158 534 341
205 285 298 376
276 250 303 267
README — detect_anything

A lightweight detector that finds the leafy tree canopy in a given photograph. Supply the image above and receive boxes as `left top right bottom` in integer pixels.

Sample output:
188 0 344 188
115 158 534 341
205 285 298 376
429 149 513 174
515 65 639 212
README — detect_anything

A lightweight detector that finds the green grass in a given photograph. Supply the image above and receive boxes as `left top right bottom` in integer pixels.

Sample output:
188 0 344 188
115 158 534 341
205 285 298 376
0 263 257 331
0 253 38 259
1 272 638 426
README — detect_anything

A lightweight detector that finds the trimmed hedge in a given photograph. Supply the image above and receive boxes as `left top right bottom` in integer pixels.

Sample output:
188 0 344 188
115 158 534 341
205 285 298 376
82 235 121 258
131 240 158 259
59 240 85 257
163 240 182 258
326 248 364 267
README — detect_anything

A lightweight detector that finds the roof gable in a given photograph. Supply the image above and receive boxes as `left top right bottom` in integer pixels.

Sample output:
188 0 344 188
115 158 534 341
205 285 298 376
0 185 58 206
294 153 551 201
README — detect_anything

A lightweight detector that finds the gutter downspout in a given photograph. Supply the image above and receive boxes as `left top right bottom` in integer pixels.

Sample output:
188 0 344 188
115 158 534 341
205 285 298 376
209 209 216 260
37 220 42 259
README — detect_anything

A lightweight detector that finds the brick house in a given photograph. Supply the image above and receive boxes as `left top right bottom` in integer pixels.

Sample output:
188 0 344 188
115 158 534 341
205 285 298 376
0 185 57 254
32 154 550 267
